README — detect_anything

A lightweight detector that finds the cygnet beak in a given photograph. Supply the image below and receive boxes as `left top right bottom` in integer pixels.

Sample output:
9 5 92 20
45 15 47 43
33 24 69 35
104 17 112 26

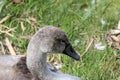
63 42 80 61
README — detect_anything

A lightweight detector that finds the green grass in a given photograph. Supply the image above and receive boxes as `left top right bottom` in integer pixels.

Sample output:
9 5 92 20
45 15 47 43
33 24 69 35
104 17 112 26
0 0 120 80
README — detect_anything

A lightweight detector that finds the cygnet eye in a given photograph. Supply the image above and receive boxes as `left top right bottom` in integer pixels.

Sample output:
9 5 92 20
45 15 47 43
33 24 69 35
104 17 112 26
61 40 65 43
59 39 65 44
56 39 65 44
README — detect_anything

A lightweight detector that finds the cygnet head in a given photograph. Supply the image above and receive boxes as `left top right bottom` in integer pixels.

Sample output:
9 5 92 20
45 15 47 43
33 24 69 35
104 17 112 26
28 26 80 60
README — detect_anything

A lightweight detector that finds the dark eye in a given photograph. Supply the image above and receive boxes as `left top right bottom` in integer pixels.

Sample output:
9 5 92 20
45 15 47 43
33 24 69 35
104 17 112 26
57 39 65 43
61 40 65 43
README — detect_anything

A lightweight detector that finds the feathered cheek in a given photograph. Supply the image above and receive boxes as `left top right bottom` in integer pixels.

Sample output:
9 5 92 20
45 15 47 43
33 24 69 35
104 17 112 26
40 42 53 53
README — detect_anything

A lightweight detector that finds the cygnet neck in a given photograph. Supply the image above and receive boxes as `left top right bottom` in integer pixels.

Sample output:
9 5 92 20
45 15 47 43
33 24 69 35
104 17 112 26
27 48 81 80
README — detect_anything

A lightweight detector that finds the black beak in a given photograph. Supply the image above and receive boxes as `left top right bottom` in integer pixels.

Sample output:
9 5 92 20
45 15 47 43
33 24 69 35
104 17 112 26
63 42 80 61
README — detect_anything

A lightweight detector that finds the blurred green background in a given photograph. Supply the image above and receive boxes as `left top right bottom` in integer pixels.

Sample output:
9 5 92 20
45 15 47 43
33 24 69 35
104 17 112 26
0 0 120 80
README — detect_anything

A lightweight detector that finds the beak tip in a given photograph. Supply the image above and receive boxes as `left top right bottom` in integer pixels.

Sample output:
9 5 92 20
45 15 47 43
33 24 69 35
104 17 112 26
74 56 80 61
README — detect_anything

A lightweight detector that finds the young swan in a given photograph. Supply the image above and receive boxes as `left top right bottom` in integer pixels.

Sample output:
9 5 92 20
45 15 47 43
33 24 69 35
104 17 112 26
27 26 81 80
0 26 81 80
